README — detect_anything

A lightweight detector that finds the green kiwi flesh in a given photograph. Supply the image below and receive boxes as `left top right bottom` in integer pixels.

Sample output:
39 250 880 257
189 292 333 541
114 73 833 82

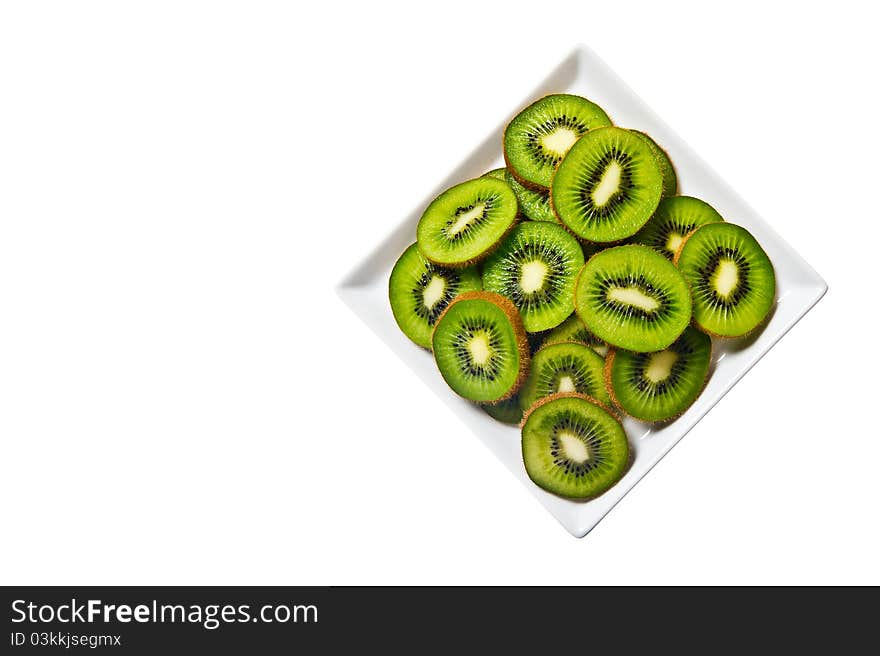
605 326 711 422
521 393 629 500
389 243 482 348
552 126 664 242
432 291 529 403
631 130 677 198
543 314 608 356
631 196 724 260
575 244 692 352
504 94 612 190
417 177 518 267
675 222 775 337
482 221 585 332
519 342 611 412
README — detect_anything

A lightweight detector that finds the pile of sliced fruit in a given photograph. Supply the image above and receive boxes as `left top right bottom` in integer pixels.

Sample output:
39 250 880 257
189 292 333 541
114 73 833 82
389 94 776 501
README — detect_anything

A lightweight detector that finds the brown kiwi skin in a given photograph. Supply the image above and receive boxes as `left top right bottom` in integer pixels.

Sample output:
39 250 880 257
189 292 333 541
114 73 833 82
603 350 626 415
672 225 776 339
603 344 713 424
432 290 531 403
519 391 618 430
671 228 696 267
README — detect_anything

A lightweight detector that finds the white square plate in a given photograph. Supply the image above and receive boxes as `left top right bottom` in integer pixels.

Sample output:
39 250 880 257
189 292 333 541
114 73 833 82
337 46 827 537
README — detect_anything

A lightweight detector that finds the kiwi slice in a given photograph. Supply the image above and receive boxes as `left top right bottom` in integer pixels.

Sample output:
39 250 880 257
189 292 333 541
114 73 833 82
432 291 529 402
504 94 612 190
504 169 555 222
389 243 482 348
543 314 608 357
631 130 677 198
605 326 712 422
519 342 611 412
551 126 664 242
417 177 518 267
482 168 508 181
575 244 692 352
675 222 775 337
482 221 585 333
521 393 630 500
631 196 724 260
482 395 523 425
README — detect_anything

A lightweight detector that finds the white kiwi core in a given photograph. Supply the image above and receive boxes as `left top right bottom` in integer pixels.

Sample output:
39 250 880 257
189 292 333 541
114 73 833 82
591 161 623 207
712 259 739 298
558 431 590 464
422 275 446 309
557 376 576 393
448 203 486 237
467 333 491 366
644 350 678 383
520 260 548 294
540 127 579 157
607 286 660 313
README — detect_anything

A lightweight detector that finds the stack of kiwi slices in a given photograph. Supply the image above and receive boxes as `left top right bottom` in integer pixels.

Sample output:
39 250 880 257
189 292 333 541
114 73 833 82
388 92 777 502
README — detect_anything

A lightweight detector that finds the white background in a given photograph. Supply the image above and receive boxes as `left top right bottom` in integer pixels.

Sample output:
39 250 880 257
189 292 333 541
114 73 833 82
1 1 877 585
